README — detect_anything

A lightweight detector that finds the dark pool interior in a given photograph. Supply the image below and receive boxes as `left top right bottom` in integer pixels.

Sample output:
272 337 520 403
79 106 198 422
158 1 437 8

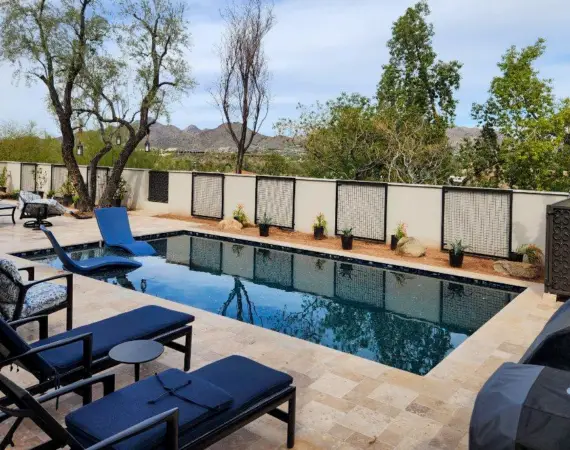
27 233 523 375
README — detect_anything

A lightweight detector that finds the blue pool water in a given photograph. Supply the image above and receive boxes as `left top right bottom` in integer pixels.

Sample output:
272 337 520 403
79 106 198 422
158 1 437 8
27 233 522 375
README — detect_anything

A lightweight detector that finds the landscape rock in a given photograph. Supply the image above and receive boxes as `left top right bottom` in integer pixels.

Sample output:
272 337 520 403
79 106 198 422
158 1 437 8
493 260 542 280
218 218 243 232
395 237 426 257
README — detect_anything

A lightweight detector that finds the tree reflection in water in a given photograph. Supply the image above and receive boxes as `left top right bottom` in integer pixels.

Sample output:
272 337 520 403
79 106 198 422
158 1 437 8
270 294 454 375
219 277 262 325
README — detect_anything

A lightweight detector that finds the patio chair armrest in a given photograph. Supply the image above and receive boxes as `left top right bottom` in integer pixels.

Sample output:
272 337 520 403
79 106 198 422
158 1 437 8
8 315 49 340
37 373 115 404
0 333 93 376
86 408 179 450
21 271 73 290
17 266 35 281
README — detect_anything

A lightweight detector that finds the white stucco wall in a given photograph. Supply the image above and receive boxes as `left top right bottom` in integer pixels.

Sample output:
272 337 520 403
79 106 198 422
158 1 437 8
512 190 568 251
6 162 21 191
223 174 256 221
168 172 192 215
386 184 442 247
294 178 337 234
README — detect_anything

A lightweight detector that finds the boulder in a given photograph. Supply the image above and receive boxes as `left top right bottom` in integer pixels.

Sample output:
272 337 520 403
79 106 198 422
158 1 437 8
218 218 243 232
493 260 542 280
395 237 426 257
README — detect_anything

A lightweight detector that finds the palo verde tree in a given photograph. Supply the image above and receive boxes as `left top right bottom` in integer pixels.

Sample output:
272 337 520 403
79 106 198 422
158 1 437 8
212 0 275 174
0 0 193 210
377 0 462 135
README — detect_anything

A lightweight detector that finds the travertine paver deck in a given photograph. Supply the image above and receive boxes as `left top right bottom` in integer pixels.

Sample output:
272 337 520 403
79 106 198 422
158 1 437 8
0 204 558 449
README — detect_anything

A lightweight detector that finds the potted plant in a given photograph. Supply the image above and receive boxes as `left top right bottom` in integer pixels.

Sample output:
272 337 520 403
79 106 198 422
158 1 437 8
258 213 272 237
233 203 249 225
509 245 525 262
72 194 80 208
448 239 469 268
391 222 407 250
33 167 47 197
46 189 56 199
59 176 75 206
313 213 327 240
340 227 354 250
112 177 128 207
0 167 7 193
516 244 544 265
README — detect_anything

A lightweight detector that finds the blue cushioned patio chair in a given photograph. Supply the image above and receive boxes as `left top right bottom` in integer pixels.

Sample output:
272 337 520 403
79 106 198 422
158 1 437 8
40 225 142 274
0 259 73 330
0 355 296 450
0 306 194 410
95 207 156 256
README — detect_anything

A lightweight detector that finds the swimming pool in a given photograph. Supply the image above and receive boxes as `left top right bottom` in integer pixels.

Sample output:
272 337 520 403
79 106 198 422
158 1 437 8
25 233 523 375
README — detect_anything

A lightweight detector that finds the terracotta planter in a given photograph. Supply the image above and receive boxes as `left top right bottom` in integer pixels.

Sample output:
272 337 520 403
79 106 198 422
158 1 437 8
341 235 353 250
259 224 270 237
390 235 399 250
449 251 464 268
313 226 325 240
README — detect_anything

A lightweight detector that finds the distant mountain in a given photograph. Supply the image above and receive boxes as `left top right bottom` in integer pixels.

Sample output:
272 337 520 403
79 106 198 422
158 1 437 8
148 122 301 154
446 126 484 148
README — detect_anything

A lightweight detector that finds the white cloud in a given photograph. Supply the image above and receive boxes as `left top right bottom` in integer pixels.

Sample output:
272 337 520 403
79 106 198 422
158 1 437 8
1 0 569 135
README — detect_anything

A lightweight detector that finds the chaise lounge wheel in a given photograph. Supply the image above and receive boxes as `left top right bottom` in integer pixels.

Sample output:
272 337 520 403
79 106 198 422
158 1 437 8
23 219 53 229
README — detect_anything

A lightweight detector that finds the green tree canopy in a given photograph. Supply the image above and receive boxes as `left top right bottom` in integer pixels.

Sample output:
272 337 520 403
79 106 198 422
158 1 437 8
377 1 462 131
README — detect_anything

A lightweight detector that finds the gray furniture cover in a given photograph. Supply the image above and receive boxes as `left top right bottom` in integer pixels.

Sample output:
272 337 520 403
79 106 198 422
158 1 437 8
470 362 570 449
519 299 570 369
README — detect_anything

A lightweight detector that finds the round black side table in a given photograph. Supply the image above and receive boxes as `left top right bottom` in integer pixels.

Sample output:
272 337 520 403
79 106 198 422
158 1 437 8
109 340 164 381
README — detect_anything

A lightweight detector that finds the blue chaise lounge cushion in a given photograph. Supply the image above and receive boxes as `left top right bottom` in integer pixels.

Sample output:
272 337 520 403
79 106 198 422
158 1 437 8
65 356 293 449
31 306 194 372
95 207 156 256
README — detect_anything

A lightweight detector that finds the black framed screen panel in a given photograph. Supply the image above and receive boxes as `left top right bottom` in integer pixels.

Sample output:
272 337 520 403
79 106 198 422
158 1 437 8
255 176 295 229
335 181 388 242
20 163 37 192
442 187 512 258
545 200 570 296
51 165 68 194
191 173 224 219
148 171 169 203
86 167 109 204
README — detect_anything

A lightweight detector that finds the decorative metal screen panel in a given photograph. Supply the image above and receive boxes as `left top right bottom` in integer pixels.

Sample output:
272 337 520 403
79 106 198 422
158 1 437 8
335 181 387 241
191 173 224 219
189 237 222 274
546 199 570 296
254 248 293 289
20 164 37 192
255 177 295 228
51 165 68 194
86 167 109 204
441 281 511 331
442 187 512 258
334 262 385 308
148 171 169 203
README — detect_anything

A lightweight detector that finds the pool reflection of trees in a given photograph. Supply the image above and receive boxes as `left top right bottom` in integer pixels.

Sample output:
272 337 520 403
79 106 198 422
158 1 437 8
219 277 263 325
269 295 454 375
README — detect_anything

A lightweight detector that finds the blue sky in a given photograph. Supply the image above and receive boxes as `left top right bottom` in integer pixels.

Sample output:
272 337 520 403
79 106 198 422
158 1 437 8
1 0 569 136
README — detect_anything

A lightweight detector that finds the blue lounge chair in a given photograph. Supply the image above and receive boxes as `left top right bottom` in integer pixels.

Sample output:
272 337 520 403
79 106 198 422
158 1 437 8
0 305 194 405
0 356 296 449
94 207 156 256
40 225 142 274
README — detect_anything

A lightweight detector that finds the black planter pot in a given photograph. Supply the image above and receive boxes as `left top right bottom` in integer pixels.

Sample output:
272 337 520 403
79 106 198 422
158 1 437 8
259 224 270 237
509 252 524 262
112 198 122 207
341 235 353 250
62 195 73 207
449 251 464 268
314 226 325 240
0 187 6 193
390 235 399 250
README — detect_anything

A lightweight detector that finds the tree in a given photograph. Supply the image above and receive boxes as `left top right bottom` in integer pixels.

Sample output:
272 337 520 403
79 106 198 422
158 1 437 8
472 39 570 190
377 0 462 132
212 0 274 174
0 0 193 210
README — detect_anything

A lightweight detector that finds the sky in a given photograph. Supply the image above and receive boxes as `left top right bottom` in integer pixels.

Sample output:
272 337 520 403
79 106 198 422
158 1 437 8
1 0 569 136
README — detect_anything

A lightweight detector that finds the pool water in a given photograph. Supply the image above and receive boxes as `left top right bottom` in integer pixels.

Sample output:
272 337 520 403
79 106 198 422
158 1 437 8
28 234 522 375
